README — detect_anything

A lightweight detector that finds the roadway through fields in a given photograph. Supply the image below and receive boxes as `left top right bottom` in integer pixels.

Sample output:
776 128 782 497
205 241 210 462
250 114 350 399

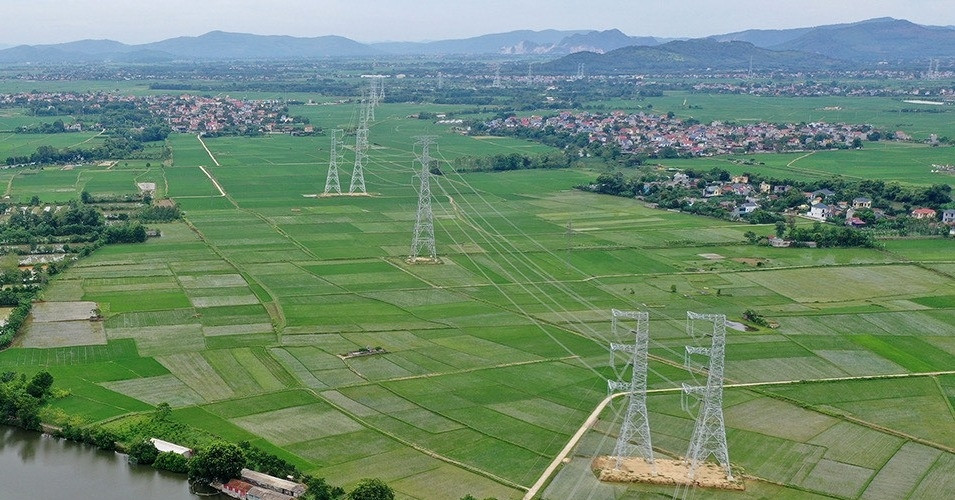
522 369 955 500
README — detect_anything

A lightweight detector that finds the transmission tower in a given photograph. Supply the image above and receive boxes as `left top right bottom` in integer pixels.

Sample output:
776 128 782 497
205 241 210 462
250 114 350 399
682 311 732 480
607 309 655 471
576 63 585 79
492 64 502 88
323 129 344 195
408 136 438 263
437 71 444 90
367 80 378 121
349 91 369 194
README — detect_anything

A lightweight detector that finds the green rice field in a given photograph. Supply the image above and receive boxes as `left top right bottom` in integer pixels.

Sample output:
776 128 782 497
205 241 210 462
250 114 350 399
0 97 951 500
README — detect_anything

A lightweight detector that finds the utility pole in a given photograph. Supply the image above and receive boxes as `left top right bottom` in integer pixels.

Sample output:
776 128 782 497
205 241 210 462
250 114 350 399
409 136 438 263
682 311 732 480
323 129 344 195
607 309 655 471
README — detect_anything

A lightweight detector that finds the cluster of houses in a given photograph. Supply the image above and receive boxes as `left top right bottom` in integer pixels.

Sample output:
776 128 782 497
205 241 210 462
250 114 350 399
146 438 308 500
0 91 310 136
485 110 878 157
689 81 955 98
651 172 955 231
144 94 308 134
217 469 307 500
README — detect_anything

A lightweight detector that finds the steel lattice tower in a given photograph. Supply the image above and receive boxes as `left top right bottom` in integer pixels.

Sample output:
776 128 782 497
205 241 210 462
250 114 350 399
367 79 378 121
682 311 732 480
323 129 344 195
492 64 502 88
408 136 437 262
349 91 369 194
607 309 655 470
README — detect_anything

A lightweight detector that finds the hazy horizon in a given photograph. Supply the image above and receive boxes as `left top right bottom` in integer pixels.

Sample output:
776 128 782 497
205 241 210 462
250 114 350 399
1 0 952 46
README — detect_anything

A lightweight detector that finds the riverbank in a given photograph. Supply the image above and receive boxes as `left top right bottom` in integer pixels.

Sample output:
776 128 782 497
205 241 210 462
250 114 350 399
0 426 203 499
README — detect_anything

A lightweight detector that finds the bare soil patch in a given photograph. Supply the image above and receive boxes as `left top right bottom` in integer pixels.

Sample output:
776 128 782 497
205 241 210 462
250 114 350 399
592 457 744 491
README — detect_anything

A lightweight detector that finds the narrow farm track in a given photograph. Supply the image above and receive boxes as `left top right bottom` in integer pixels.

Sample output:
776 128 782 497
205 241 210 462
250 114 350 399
524 369 955 499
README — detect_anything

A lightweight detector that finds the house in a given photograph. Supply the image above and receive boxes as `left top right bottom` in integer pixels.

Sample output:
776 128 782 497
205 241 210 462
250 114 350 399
220 479 255 499
911 208 937 219
768 237 791 247
852 197 872 209
759 181 772 193
738 202 759 214
808 203 832 220
810 189 836 201
942 209 955 224
773 185 791 194
731 175 749 184
149 438 193 458
703 184 722 197
240 469 306 498
846 217 867 227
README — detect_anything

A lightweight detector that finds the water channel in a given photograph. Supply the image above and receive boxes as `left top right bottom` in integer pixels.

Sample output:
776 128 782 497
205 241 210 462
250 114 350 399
0 426 207 499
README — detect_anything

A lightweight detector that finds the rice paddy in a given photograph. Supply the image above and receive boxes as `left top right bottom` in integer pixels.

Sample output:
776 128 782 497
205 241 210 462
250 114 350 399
0 97 951 499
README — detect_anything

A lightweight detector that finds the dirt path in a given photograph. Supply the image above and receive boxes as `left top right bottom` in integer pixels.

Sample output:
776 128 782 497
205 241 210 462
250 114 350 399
67 128 106 148
198 165 226 197
786 150 816 167
196 133 220 166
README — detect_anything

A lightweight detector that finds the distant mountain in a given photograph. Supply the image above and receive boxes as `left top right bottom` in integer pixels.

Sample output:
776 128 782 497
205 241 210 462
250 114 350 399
543 39 839 74
0 31 378 63
373 29 658 55
1 18 952 64
771 18 955 60
554 29 658 54
140 31 378 59
372 29 586 55
709 27 813 48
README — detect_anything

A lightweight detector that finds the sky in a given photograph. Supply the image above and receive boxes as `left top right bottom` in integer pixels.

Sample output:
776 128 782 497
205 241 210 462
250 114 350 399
2 0 953 46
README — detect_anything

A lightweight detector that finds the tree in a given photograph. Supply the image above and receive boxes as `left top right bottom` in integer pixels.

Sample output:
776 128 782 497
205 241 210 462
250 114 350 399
153 402 172 422
154 451 189 473
774 221 787 238
188 442 246 484
25 371 54 398
128 439 159 465
348 478 394 500
304 477 346 500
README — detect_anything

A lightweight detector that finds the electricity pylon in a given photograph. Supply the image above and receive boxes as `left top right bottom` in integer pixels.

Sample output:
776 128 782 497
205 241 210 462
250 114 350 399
408 136 437 263
682 311 732 480
349 91 368 195
607 309 654 471
323 129 344 195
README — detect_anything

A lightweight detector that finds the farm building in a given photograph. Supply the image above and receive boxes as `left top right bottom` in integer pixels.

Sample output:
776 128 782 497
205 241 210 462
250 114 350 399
219 479 254 499
149 438 193 458
248 487 295 500
240 468 306 497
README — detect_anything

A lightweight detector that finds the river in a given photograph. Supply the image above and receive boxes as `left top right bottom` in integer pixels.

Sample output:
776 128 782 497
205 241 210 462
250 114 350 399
0 426 206 499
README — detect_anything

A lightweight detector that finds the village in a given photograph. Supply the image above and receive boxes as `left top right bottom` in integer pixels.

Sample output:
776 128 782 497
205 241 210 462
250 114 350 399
0 91 313 135
484 110 882 157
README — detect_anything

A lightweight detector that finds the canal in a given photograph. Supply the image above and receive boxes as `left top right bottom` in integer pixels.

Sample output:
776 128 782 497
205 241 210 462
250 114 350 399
0 426 206 499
